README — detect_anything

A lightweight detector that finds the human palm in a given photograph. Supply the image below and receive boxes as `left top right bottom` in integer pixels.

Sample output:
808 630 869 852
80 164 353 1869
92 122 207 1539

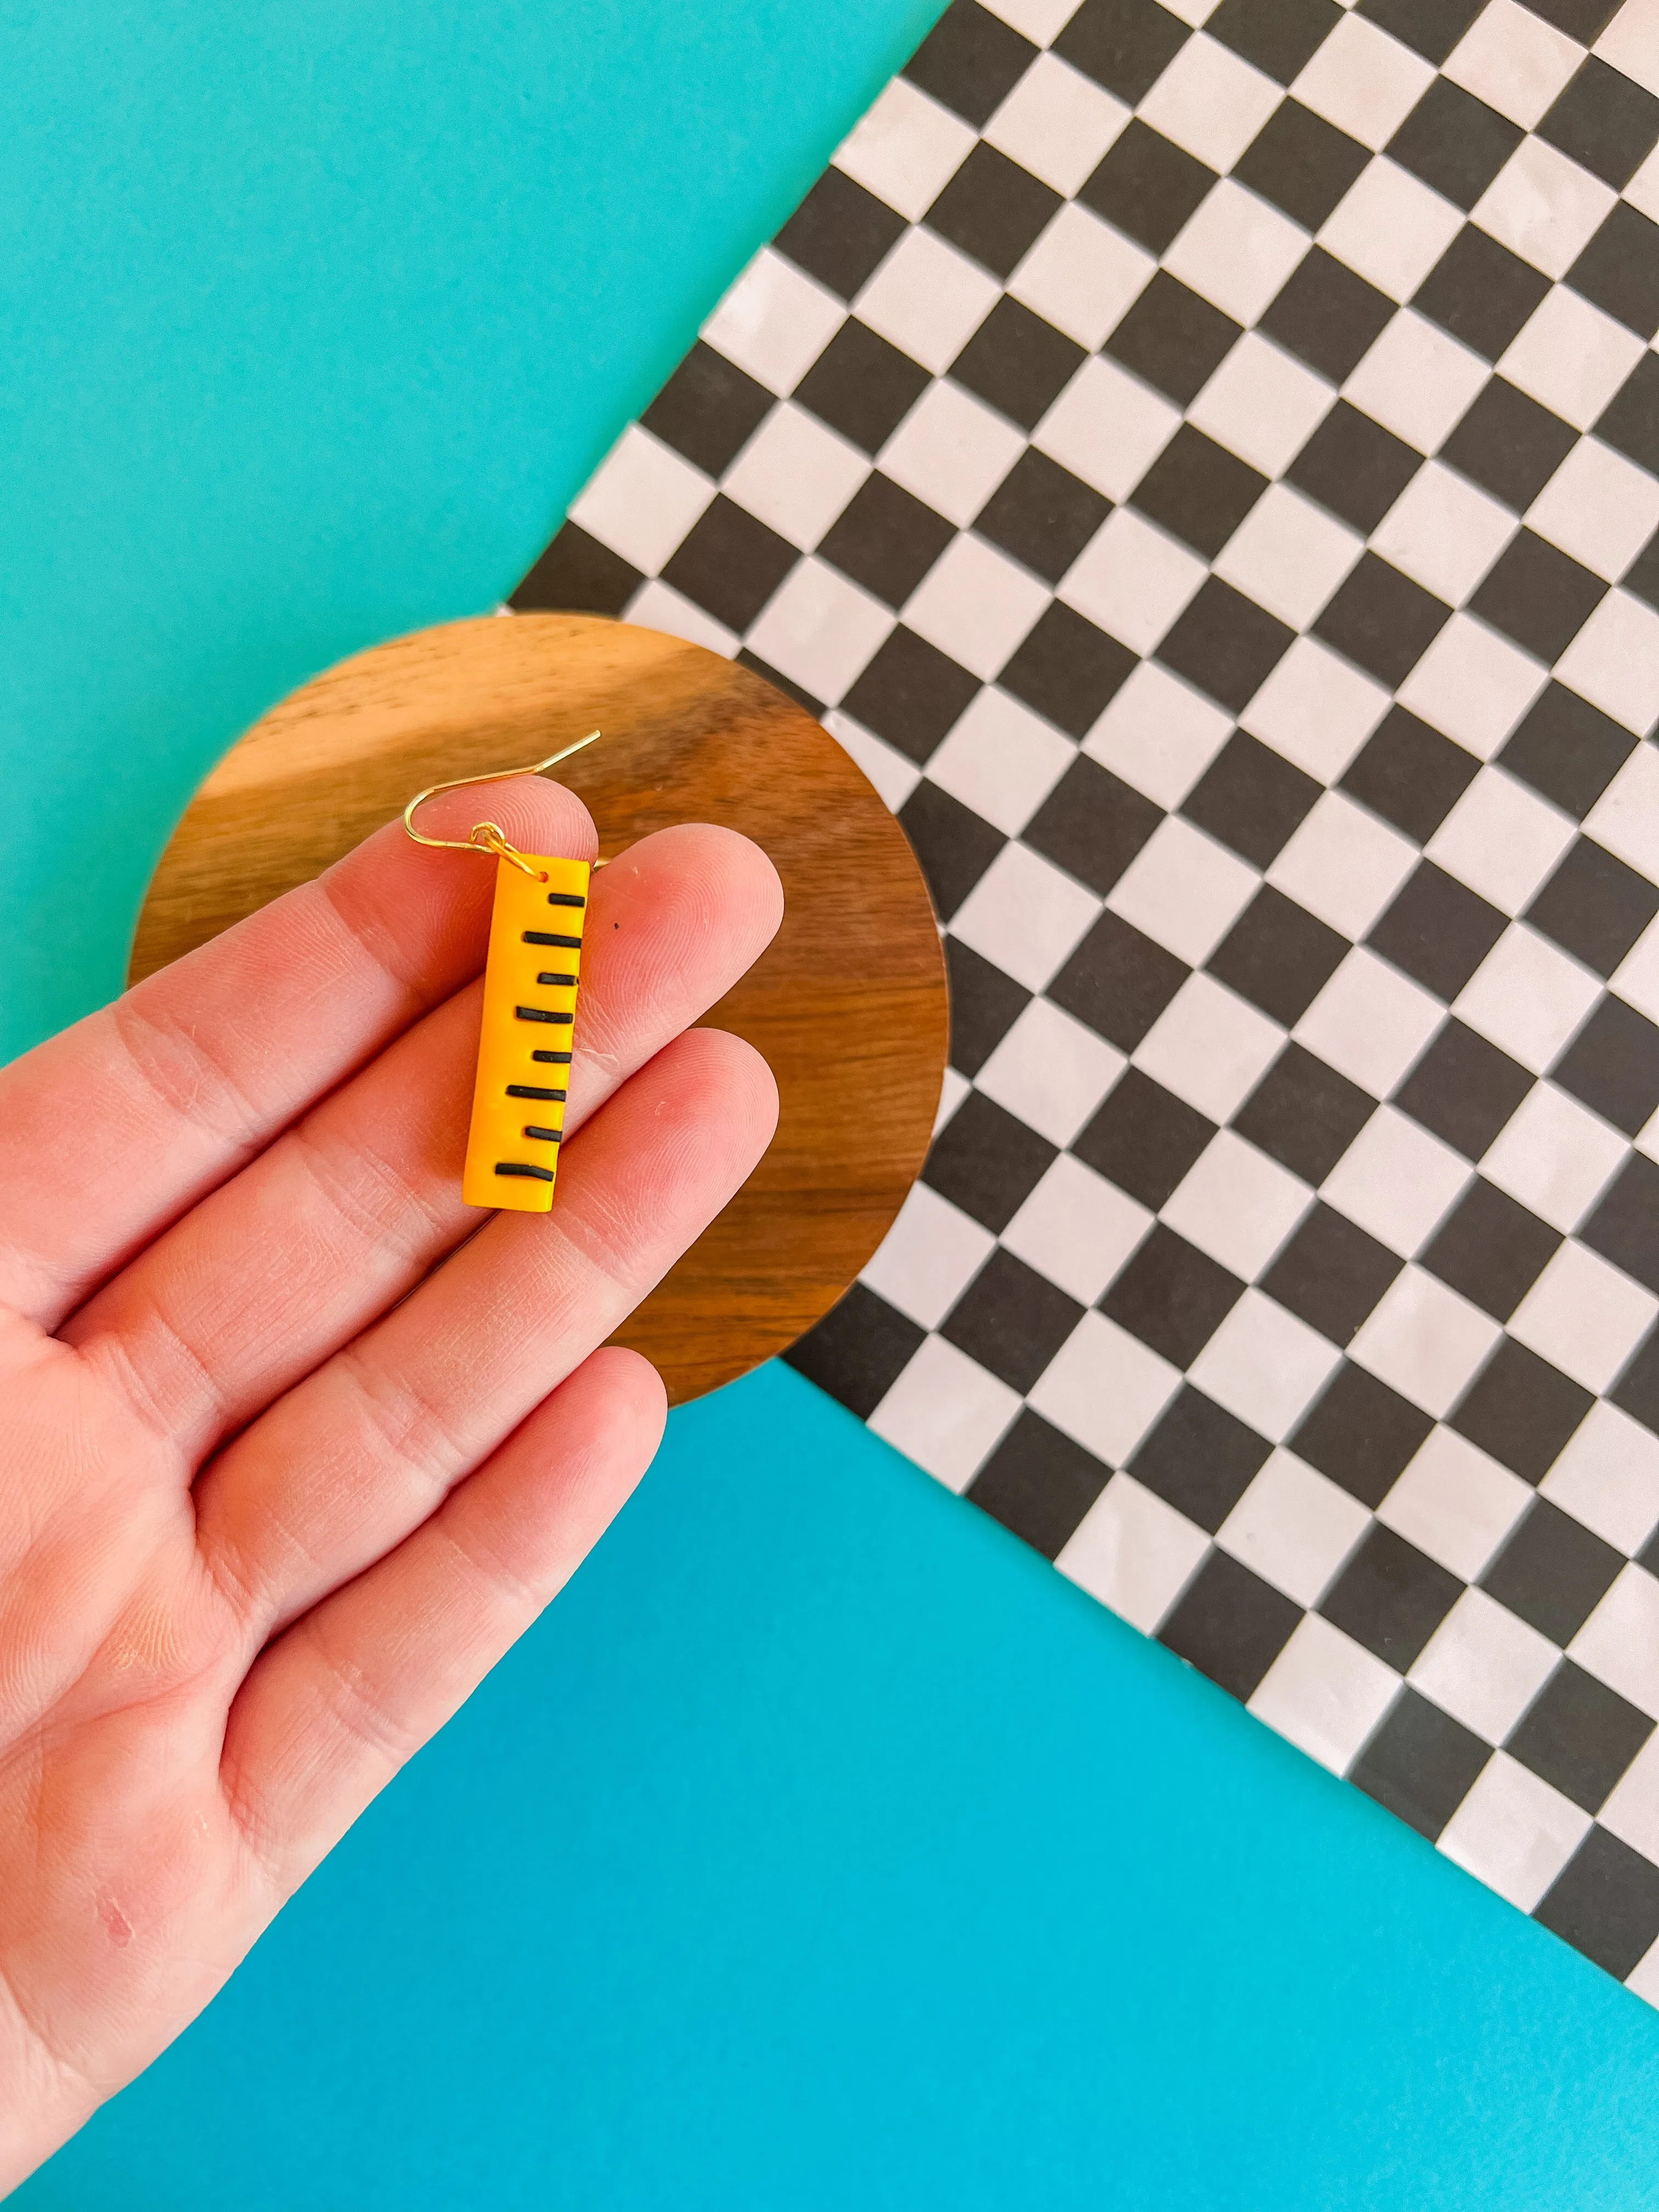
0 775 782 2190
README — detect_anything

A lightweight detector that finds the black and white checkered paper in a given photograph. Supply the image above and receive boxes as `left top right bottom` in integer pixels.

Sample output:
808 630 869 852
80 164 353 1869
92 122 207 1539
514 0 1659 1996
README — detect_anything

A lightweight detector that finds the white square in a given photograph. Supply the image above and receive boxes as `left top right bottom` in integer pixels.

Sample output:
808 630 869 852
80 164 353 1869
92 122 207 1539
879 380 1027 528
1474 138 1618 281
1556 591 1659 739
1319 160 1466 302
1617 919 1659 1030
1213 483 1363 629
744 558 893 705
1294 949 1444 1098
1218 1448 1370 1606
568 424 714 574
854 228 1000 375
721 403 868 549
1378 1424 1532 1581
984 52 1129 198
1160 0 1224 21
1443 0 1584 130
1437 1753 1593 1912
1267 791 1418 941
1139 33 1282 170
1106 814 1260 966
1293 13 1435 149
979 0 1076 41
1249 1613 1403 1775
1409 1588 1560 1745
1163 1128 1312 1282
902 535 1050 681
1481 1078 1627 1232
1342 310 1492 456
1084 661 1232 807
861 1181 996 1331
1570 1564 1659 1720
1371 463 1519 610
1009 201 1155 351
1005 1155 1152 1306
1600 1730 1659 1865
924 685 1075 836
1529 438 1659 585
1135 973 1286 1122
1057 1470 1208 1634
825 709 922 812
1164 180 1311 329
1597 0 1659 99
1509 1242 1659 1395
1542 1400 1659 1557
1587 742 1659 884
1189 332 1335 478
1321 1104 1470 1257
1243 636 1390 782
950 839 1102 992
1426 768 1576 917
831 77 976 222
1454 925 1604 1075
1500 289 1646 433
977 997 1125 1147
1189 1289 1343 1441
1033 354 1182 503
869 1333 1020 1493
1030 1310 1183 1466
1060 506 1206 655
700 247 845 394
626 578 739 659
1350 1266 1503 1418
1395 613 1547 761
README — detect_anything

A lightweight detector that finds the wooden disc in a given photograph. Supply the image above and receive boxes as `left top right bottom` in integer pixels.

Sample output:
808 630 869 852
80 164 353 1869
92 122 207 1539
130 614 947 1404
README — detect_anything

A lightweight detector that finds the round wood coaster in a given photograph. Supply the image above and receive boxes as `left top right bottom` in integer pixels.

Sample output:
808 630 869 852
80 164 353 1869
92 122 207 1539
129 614 947 1404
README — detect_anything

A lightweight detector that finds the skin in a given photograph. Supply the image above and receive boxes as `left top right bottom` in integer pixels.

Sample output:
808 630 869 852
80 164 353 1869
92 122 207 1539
0 774 783 2189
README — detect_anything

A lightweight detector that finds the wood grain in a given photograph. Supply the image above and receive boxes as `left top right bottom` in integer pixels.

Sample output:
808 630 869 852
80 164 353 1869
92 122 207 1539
130 613 948 1404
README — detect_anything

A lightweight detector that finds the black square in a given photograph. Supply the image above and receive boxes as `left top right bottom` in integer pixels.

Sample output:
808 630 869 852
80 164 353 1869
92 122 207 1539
1527 839 1659 979
1354 0 1483 64
1481 1499 1623 1646
1232 97 1370 230
1508 1662 1655 1816
998 603 1136 739
974 450 1110 586
1234 1043 1376 1187
659 494 795 631
1368 862 1507 1003
1516 0 1622 36
1387 78 1523 211
1206 0 1340 82
736 649 823 719
1314 554 1452 690
1104 272 1243 409
782 1282 924 1419
1261 1203 1402 1346
1259 247 1395 383
967 1411 1110 1561
819 473 952 609
1583 1153 1659 1296
1498 683 1637 819
1130 425 1269 560
1469 530 1607 664
1159 1550 1301 1701
1414 227 1553 363
1351 1690 1492 1842
1615 1324 1659 1437
1132 1384 1273 1532
1288 399 1422 533
1101 1223 1245 1369
1441 377 1580 513
1535 1827 1659 1983
1568 202 1659 342
1182 731 1319 870
1320 1523 1464 1671
1538 58 1659 193
795 320 930 455
844 627 979 766
1075 1068 1216 1210
951 297 1087 432
926 142 1063 281
511 521 641 618
1054 0 1192 105
1393 1019 1533 1160
944 936 1030 1078
775 168 907 302
923 1089 1058 1234
1291 1361 1434 1508
637 340 774 476
1450 1338 1593 1484
1341 706 1481 843
1420 1178 1562 1322
1553 995 1659 1138
1209 887 1348 1028
1024 755 1163 898
1079 123 1218 259
1049 911 1190 1051
1596 352 1659 478
941 1249 1086 1395
1158 578 1296 715
1627 527 1659 613
902 0 1039 128
899 780 1005 921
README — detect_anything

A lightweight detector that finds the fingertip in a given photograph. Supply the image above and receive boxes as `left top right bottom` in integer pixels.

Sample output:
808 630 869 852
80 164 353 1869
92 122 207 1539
680 1024 781 1152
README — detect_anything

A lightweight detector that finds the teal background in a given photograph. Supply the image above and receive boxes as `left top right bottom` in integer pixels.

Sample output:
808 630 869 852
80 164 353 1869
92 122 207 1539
7 2 1659 2203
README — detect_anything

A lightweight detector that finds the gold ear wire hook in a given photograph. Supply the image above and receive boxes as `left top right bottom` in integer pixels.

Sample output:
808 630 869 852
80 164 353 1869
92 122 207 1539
402 730 602 878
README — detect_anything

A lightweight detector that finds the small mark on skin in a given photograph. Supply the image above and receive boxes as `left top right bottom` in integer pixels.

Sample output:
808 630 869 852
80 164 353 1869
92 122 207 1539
99 1897 133 1947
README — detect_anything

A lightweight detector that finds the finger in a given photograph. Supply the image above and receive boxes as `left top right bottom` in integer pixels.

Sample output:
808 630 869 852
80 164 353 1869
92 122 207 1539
196 1027 776 1638
65 826 782 1467
220 1346 665 1895
1 775 595 1330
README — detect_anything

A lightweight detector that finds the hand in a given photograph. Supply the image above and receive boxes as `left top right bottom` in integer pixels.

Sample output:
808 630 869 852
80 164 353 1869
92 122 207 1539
0 775 782 2189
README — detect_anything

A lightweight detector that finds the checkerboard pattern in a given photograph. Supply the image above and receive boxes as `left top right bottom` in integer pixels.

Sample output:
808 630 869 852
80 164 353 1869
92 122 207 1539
513 0 1659 1995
